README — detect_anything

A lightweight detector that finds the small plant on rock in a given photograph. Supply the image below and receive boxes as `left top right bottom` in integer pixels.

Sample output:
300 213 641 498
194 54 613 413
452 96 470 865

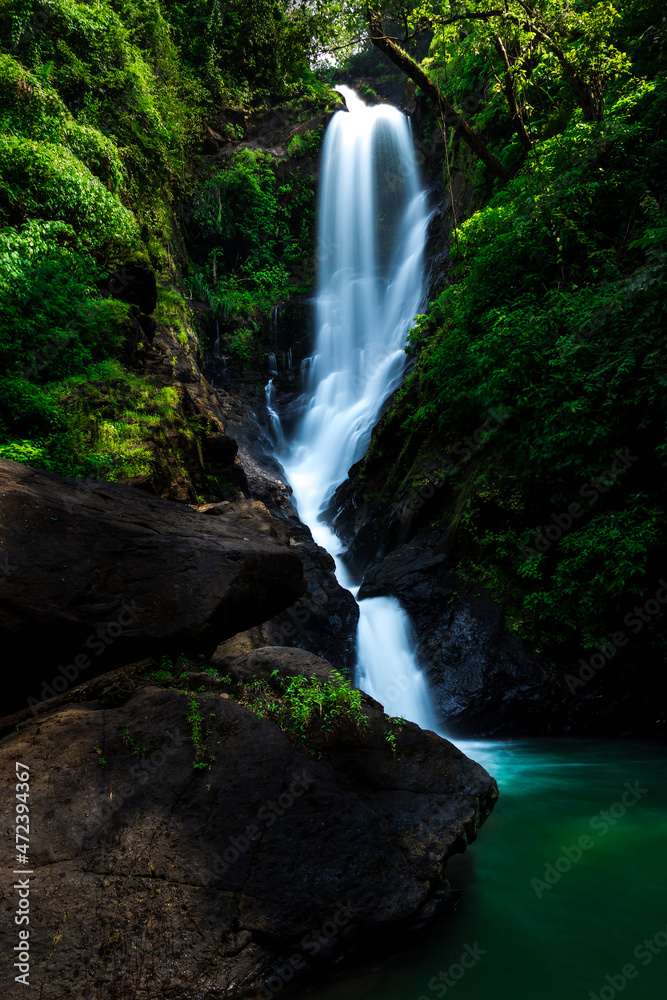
121 725 146 759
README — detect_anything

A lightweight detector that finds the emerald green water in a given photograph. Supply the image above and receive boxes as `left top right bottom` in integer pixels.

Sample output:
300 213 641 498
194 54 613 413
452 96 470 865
305 740 667 1000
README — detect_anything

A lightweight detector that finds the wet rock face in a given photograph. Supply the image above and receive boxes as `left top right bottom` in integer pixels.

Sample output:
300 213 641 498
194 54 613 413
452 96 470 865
0 459 305 712
209 385 361 676
353 528 664 738
359 534 550 737
0 651 497 1000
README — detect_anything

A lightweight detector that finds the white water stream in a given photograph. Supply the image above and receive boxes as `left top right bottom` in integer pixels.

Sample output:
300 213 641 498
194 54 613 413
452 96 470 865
280 86 438 733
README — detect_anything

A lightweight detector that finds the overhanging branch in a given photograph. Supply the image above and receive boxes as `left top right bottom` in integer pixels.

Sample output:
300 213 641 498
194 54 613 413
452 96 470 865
366 6 513 184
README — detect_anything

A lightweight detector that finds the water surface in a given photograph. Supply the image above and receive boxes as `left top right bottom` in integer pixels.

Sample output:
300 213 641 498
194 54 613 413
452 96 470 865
303 739 667 1000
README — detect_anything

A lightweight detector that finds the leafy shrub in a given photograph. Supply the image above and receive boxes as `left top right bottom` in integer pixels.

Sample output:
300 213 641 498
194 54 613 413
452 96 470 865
287 125 324 158
0 52 125 189
238 669 367 738
0 136 139 258
0 0 334 498
187 147 317 325
0 220 129 384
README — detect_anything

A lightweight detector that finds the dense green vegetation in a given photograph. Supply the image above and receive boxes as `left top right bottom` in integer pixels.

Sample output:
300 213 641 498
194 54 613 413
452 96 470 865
355 0 667 667
0 0 338 476
187 132 333 354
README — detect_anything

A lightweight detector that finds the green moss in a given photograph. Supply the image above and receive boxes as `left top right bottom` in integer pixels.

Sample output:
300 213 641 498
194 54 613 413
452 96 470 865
36 366 192 479
154 288 190 342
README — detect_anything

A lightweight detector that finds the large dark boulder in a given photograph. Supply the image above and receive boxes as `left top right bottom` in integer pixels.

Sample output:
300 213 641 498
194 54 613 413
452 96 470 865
210 517 360 676
0 460 305 712
0 651 497 1000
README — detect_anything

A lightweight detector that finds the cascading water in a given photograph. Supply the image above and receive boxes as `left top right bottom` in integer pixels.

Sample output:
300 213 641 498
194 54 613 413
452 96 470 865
355 596 439 729
265 377 283 448
281 85 437 731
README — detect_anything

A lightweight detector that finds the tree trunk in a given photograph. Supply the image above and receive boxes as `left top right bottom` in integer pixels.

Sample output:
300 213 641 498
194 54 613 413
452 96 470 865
366 7 512 184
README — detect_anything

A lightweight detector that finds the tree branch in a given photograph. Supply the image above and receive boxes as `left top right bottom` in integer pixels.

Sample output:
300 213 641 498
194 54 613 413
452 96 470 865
427 3 602 121
493 32 532 150
366 6 512 183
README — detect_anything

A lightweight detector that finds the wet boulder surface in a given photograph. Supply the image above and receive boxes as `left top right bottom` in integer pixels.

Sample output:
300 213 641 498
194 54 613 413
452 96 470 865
0 651 497 1000
0 458 305 713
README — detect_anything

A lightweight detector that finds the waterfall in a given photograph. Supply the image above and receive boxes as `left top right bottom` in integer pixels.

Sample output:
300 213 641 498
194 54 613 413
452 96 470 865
356 596 439 729
284 86 430 540
265 377 283 447
281 86 438 732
